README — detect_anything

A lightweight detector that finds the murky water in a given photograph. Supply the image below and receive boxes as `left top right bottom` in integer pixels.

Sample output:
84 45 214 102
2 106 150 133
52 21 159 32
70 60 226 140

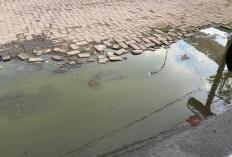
0 27 231 157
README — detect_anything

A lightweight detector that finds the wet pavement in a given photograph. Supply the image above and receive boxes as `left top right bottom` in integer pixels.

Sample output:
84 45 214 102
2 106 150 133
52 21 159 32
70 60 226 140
0 27 232 157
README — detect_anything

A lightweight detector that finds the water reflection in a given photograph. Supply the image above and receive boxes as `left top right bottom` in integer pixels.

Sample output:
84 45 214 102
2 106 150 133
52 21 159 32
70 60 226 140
187 38 232 127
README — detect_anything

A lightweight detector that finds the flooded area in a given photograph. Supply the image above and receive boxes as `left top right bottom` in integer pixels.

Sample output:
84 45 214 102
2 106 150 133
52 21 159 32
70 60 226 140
0 27 232 157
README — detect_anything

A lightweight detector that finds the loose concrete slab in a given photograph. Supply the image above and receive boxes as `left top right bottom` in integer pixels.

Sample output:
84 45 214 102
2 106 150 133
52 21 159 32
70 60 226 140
109 56 122 61
29 57 44 62
66 50 80 56
78 53 90 58
18 53 29 61
114 49 126 56
52 55 64 61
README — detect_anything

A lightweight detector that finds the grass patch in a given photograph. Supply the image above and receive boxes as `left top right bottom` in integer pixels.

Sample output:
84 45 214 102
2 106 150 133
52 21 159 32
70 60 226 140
229 22 232 25
160 26 171 33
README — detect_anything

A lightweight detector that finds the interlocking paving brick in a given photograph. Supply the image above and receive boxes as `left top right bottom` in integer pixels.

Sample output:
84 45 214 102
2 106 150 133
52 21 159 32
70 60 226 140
0 0 231 52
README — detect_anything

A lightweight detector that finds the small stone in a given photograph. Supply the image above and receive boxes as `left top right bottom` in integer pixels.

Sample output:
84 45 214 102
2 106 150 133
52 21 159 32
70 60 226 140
78 53 90 58
52 55 64 61
0 66 2 70
29 57 44 62
114 49 126 56
88 79 101 87
131 50 143 55
66 50 80 56
18 53 29 61
109 56 122 61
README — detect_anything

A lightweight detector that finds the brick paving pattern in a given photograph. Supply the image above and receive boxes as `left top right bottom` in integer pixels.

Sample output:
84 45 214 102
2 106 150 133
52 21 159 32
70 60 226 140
0 0 232 48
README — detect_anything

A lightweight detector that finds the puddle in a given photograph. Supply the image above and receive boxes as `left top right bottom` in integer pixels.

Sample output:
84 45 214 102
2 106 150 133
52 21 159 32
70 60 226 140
0 27 232 157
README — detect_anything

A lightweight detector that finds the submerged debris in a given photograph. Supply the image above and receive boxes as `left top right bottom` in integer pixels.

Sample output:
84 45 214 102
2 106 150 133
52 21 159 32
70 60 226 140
88 79 101 87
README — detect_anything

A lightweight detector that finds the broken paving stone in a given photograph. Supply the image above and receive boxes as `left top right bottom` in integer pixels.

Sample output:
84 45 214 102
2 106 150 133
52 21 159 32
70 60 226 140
52 55 64 61
69 56 78 61
75 41 88 46
70 44 79 50
53 48 66 53
66 50 80 56
103 41 112 47
148 37 162 46
145 43 155 48
125 40 136 45
29 57 44 62
119 42 129 49
161 40 170 45
106 52 114 57
44 48 52 54
109 56 122 61
18 53 29 61
94 45 103 52
88 79 101 87
114 49 126 56
98 58 108 64
113 44 120 50
166 36 173 41
78 53 90 58
129 43 140 50
1 55 11 62
141 38 151 43
33 49 44 56
97 55 105 60
185 33 195 38
131 50 143 55
139 45 147 50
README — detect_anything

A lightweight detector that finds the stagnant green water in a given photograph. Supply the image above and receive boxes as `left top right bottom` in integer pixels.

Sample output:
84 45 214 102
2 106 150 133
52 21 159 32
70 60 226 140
0 28 232 157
